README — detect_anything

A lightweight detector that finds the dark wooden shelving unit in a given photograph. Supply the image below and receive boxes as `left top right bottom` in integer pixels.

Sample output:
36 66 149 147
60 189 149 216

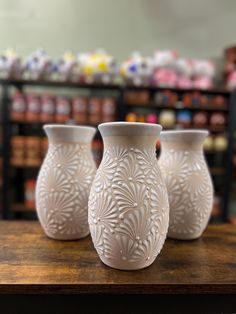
0 78 235 221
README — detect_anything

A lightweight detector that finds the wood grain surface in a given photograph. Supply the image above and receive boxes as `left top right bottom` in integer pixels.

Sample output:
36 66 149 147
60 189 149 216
0 221 235 294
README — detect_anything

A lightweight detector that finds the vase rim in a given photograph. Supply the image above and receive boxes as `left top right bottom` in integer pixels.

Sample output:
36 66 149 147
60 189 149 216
43 124 96 132
160 129 209 142
44 124 96 143
98 122 162 137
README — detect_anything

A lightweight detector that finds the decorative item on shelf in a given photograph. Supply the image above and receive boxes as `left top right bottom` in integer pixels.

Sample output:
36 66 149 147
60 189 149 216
154 90 177 107
11 136 25 166
192 60 215 90
89 122 169 270
213 95 226 107
211 196 221 218
191 91 201 107
41 137 48 158
88 97 102 125
25 136 41 167
146 113 157 124
10 91 26 122
176 110 192 127
53 52 78 82
24 49 52 80
72 96 88 124
92 139 103 167
137 114 146 122
40 94 55 123
176 58 193 89
182 93 192 107
78 49 116 84
36 125 97 240
214 135 228 152
25 179 36 209
125 91 150 105
125 112 137 122
193 111 208 127
203 135 214 152
200 94 210 107
120 52 153 86
159 110 176 128
152 50 178 87
0 49 22 79
210 112 226 128
102 97 116 122
25 94 41 122
55 96 71 123
159 130 213 240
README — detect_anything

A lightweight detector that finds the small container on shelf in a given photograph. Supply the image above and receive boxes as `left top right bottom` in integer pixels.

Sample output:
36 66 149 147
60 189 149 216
200 94 209 107
88 97 102 125
102 97 116 122
125 112 137 122
11 136 25 166
214 135 228 152
191 92 201 107
203 135 214 152
55 96 71 123
72 96 88 124
192 111 208 127
176 110 192 128
159 110 176 129
125 91 149 105
40 94 55 123
182 93 192 107
41 137 48 159
25 136 41 167
210 112 226 128
146 113 158 124
25 94 41 122
24 179 36 209
137 114 146 122
10 92 26 122
213 95 226 107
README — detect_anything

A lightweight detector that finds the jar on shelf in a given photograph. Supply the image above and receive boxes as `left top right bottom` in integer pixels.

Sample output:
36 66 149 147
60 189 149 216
10 92 26 122
192 111 208 127
25 136 41 167
55 96 71 123
125 112 137 122
72 96 88 124
11 136 25 166
102 97 116 122
210 113 226 128
40 137 48 159
25 179 36 208
25 94 41 122
88 97 102 125
40 94 55 123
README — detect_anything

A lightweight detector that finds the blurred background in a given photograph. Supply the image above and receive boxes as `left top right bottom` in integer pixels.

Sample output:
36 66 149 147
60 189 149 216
0 0 236 223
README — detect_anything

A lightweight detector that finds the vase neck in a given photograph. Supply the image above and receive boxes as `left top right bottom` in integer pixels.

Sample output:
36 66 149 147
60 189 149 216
161 141 203 152
44 125 96 144
103 135 158 151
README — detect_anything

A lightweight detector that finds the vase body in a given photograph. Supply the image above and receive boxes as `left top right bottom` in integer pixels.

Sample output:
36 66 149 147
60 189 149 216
88 122 169 270
159 130 213 240
36 125 96 240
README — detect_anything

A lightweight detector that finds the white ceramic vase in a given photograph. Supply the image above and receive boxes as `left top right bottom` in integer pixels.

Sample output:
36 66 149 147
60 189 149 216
88 122 169 270
159 130 213 240
36 124 97 240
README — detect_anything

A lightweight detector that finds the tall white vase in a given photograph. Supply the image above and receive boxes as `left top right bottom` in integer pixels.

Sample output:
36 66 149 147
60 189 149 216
36 125 96 240
88 122 169 270
159 130 213 240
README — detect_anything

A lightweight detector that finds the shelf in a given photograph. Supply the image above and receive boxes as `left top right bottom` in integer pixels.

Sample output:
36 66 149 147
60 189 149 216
210 167 226 176
0 78 120 90
123 84 230 95
125 103 229 112
11 163 41 169
11 203 35 212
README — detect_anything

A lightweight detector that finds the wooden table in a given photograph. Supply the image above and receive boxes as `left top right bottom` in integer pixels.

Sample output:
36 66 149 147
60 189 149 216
0 221 235 313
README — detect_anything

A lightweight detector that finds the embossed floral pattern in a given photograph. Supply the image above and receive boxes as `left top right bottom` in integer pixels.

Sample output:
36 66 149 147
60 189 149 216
159 147 213 239
89 145 169 270
36 141 96 240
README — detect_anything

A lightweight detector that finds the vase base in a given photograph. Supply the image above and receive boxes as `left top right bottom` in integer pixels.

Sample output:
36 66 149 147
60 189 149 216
99 256 156 271
45 230 90 241
167 232 203 241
